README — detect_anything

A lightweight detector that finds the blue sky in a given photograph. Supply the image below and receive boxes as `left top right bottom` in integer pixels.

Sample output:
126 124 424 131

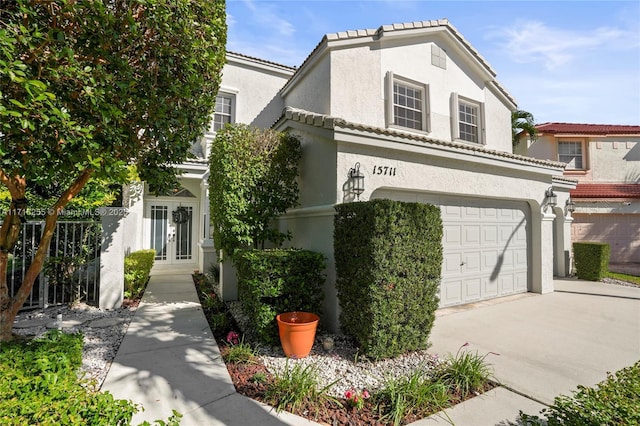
227 0 640 125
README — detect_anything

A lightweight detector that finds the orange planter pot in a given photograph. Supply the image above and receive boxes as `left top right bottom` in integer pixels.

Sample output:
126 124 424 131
276 312 319 359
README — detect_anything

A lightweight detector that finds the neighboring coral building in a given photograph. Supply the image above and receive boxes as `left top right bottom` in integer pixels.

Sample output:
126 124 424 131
521 123 640 265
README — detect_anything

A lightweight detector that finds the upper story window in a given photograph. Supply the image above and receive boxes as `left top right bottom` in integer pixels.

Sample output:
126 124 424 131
451 93 484 144
458 101 479 143
386 72 429 133
558 140 584 169
213 93 235 131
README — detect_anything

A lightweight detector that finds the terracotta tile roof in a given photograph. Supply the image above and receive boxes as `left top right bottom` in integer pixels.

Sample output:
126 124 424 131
571 184 640 199
537 123 640 135
279 107 567 170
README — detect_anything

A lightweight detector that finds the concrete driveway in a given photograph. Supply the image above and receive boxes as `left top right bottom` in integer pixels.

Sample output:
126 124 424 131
418 278 640 425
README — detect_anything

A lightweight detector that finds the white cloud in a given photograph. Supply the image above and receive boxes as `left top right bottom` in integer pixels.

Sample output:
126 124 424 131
242 0 296 37
491 21 638 70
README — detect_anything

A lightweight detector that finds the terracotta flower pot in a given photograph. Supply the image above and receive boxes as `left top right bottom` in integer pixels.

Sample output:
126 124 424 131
276 311 319 359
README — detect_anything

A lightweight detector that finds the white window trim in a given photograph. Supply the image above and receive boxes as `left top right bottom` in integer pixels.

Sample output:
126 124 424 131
385 71 430 134
450 93 485 145
557 139 587 170
212 91 236 132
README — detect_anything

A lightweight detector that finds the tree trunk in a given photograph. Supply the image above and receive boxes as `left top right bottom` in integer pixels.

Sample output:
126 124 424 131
0 169 93 342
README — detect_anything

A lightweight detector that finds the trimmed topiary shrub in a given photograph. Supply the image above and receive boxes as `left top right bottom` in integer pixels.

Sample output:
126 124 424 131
573 242 610 281
124 249 156 299
334 199 443 360
235 248 325 345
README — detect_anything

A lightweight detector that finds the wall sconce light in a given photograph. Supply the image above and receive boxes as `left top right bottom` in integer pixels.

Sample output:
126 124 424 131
545 187 557 208
348 162 365 200
565 198 576 213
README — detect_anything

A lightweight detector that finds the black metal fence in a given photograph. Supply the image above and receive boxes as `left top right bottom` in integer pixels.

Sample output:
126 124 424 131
5 221 102 310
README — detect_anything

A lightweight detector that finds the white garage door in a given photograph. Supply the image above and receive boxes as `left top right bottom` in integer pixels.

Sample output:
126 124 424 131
373 191 530 307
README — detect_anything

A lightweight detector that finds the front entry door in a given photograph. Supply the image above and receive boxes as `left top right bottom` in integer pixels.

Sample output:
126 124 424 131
147 201 197 265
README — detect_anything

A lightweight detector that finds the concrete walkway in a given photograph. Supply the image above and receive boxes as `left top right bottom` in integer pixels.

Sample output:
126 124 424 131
417 278 640 425
101 274 318 426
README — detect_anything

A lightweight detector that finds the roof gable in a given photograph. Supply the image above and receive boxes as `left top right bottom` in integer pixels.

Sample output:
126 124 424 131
279 19 516 108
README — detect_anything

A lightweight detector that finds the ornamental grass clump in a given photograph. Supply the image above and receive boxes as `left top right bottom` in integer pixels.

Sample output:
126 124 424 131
265 361 337 415
375 367 450 426
431 342 497 398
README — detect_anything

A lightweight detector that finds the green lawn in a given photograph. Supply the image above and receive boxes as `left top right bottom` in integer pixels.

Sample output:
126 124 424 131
605 271 640 286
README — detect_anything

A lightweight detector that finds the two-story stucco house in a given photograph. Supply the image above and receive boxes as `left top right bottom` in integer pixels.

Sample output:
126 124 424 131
123 20 576 331
520 123 640 265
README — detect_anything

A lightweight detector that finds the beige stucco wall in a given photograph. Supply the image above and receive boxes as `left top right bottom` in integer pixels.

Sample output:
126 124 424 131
588 138 640 182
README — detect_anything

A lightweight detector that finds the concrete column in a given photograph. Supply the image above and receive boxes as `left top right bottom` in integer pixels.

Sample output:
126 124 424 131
99 209 126 309
539 209 556 293
563 213 574 276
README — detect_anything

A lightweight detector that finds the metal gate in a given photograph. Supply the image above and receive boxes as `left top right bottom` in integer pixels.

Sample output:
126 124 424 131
5 221 102 310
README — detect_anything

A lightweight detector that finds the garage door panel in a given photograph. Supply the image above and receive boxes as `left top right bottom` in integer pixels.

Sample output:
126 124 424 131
443 253 462 273
483 226 498 243
443 225 461 246
514 248 528 268
483 250 499 269
515 272 528 292
463 278 481 301
463 225 481 245
442 281 462 305
464 251 482 272
482 208 498 219
483 277 498 298
499 274 515 294
463 206 481 219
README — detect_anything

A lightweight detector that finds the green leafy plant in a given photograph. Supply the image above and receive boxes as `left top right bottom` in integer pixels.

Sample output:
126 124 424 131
222 331 256 364
235 248 325 345
520 360 640 425
124 249 156 299
0 331 140 425
251 371 267 384
265 361 337 415
375 367 450 426
209 125 302 258
431 343 496 397
334 199 443 359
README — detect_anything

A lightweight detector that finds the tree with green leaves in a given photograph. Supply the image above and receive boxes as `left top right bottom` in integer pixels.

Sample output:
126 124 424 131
208 124 302 259
512 109 538 146
0 0 226 341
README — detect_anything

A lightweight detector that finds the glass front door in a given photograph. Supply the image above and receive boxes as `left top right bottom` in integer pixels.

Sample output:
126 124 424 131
148 201 196 264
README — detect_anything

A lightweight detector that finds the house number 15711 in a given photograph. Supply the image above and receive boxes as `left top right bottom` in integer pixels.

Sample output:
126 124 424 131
372 165 397 176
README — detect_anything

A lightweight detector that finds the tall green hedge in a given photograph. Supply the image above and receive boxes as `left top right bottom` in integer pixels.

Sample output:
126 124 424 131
124 249 156 299
334 199 443 360
573 242 610 281
235 249 325 345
